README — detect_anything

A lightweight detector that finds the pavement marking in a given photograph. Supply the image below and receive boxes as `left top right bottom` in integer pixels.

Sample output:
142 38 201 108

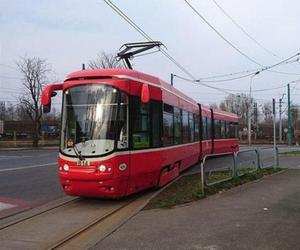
0 162 57 172
0 202 16 211
0 155 32 159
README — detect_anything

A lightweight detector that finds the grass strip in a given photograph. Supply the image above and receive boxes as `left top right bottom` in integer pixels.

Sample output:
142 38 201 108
145 167 283 210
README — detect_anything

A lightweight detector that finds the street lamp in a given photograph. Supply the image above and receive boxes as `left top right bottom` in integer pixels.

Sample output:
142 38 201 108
248 71 260 146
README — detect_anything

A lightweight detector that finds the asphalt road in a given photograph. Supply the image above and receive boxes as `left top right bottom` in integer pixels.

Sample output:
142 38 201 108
0 149 64 218
0 145 299 219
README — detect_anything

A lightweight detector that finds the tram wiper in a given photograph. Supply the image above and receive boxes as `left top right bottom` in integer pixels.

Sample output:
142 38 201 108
73 144 85 161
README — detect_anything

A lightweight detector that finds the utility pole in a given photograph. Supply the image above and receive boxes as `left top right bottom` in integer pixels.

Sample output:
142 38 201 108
253 102 258 141
273 98 277 167
279 98 282 143
287 84 292 145
273 98 276 146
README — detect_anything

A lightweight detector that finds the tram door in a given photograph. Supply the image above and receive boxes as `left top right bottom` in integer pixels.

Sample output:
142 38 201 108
200 106 213 158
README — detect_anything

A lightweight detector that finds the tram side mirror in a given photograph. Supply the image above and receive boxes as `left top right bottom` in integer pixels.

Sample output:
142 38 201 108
41 83 63 113
43 103 51 113
141 83 150 104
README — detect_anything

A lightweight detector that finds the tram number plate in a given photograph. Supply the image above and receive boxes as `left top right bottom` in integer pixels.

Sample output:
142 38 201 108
77 160 90 166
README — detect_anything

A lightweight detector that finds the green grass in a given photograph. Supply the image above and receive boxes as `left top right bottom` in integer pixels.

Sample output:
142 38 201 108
238 167 257 175
205 170 232 183
145 168 284 210
279 150 300 156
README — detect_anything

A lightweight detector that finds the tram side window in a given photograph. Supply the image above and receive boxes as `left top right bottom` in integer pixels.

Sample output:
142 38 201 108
132 97 150 149
221 120 226 139
202 117 208 140
163 104 174 146
182 110 189 143
189 113 194 142
229 122 239 138
214 119 221 139
194 114 200 141
152 101 162 147
174 107 182 144
207 117 212 139
225 121 230 138
234 122 239 138
117 92 128 149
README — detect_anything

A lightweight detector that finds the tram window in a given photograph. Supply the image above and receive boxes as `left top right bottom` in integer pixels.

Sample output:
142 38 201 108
117 92 128 149
152 101 162 148
164 104 173 113
225 122 230 138
234 122 239 138
229 122 234 138
207 118 212 139
214 119 221 139
194 114 200 141
182 110 189 143
163 111 174 146
202 117 208 140
174 107 182 144
229 122 238 138
132 97 150 149
132 132 149 148
189 113 194 142
221 120 226 139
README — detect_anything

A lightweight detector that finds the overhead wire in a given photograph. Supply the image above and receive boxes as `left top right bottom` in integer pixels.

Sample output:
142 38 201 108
103 0 196 79
172 74 232 94
104 0 300 96
184 0 264 67
185 0 300 76
173 52 300 86
197 57 300 81
211 0 279 58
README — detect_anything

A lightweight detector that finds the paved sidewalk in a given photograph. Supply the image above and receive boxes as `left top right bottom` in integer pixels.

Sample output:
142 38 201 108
94 169 300 250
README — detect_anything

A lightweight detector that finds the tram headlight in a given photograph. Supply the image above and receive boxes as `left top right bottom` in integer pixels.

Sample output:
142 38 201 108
63 164 69 171
98 165 106 172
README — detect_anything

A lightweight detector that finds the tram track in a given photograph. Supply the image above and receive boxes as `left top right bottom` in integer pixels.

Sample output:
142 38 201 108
0 196 79 230
0 191 155 250
48 198 135 250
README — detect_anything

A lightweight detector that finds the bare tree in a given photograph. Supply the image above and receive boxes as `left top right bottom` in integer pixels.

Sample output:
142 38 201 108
16 56 51 147
262 102 273 123
218 93 253 126
209 103 218 109
88 51 124 69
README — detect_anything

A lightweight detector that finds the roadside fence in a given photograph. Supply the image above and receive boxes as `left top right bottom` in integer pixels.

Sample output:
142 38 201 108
200 147 279 196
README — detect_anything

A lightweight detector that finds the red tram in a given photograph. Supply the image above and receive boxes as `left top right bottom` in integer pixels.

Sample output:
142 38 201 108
42 68 239 198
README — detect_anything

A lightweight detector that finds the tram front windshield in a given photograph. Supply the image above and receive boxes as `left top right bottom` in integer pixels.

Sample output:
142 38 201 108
60 84 128 157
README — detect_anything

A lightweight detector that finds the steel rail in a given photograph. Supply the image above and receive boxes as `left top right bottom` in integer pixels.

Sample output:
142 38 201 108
0 197 79 230
48 199 135 250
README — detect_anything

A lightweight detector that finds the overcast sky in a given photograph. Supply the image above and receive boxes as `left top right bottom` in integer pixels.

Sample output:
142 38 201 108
1 0 300 111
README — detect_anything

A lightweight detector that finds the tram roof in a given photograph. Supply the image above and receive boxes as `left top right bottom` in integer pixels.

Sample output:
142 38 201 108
65 68 238 120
